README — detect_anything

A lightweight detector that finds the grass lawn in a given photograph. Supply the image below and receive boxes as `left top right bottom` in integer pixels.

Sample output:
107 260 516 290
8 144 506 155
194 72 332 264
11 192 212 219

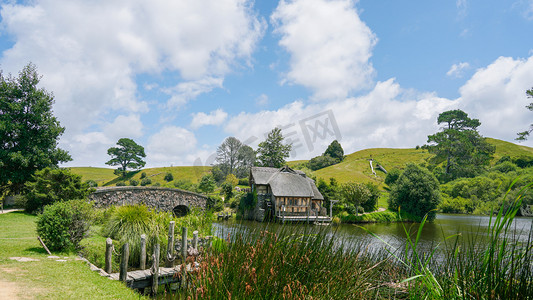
0 211 143 299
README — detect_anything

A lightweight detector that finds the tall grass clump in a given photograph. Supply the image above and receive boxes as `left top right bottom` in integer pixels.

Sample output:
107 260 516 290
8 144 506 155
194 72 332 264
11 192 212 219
179 225 407 299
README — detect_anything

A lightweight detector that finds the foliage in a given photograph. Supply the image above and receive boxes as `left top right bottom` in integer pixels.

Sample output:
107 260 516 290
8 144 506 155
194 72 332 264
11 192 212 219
85 179 98 187
220 182 234 201
339 210 404 223
427 109 495 181
207 195 224 212
492 161 517 173
339 182 371 216
105 138 146 177
362 182 380 212
256 128 292 168
316 177 339 210
36 200 93 251
198 174 216 194
140 172 146 179
308 154 337 171
438 195 475 214
239 191 257 211
516 86 533 141
389 164 441 222
238 177 249 186
225 173 238 187
24 167 93 213
324 139 345 162
115 181 126 186
384 168 401 186
140 178 151 186
0 63 72 194
128 179 138 186
164 172 174 182
214 137 255 179
174 178 193 190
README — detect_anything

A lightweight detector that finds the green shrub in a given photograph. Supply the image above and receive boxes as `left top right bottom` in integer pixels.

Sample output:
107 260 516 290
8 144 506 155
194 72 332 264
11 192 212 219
207 195 224 212
238 178 249 186
140 172 147 179
389 164 441 222
308 155 337 171
164 172 174 182
85 180 98 187
36 200 93 251
174 179 193 190
492 161 518 173
384 168 401 186
140 178 152 186
239 191 257 211
24 167 93 213
129 179 139 186
116 181 126 186
153 182 161 187
438 195 475 214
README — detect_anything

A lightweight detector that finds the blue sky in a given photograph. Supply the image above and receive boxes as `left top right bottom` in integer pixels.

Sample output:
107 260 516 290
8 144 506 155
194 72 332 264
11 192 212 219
1 0 532 168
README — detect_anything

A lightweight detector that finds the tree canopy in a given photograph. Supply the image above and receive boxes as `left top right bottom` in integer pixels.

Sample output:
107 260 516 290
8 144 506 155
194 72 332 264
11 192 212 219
257 128 292 168
427 109 494 181
516 87 533 141
324 140 344 162
105 138 146 177
0 63 71 194
389 164 441 222
214 137 255 179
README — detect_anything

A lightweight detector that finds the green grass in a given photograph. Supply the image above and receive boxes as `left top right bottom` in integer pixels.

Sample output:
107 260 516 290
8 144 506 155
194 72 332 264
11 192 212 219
0 211 143 299
70 165 211 187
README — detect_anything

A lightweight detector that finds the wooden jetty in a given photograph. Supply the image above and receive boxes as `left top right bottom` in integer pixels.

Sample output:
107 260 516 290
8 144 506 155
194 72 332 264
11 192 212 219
108 266 185 289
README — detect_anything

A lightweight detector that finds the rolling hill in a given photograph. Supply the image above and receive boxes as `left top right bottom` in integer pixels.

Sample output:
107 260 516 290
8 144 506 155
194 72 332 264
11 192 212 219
70 138 533 187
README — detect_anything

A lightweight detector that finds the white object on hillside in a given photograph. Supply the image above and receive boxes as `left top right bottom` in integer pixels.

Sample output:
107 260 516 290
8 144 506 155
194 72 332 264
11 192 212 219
369 160 377 176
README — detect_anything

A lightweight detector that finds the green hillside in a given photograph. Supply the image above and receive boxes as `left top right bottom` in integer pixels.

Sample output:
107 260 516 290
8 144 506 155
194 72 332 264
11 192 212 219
69 138 533 188
70 166 211 187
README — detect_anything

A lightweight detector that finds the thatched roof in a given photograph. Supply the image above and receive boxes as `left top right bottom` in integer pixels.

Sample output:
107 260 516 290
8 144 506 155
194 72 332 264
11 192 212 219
250 166 324 200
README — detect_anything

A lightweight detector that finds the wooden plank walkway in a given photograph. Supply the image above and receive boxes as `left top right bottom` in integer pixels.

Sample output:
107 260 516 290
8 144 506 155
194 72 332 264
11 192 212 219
109 266 182 289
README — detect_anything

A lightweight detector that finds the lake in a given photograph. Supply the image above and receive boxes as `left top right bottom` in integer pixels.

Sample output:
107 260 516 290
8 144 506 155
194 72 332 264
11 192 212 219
214 214 533 254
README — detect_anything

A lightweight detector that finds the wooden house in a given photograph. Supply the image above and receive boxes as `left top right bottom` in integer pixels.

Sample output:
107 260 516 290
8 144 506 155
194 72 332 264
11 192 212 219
249 166 326 220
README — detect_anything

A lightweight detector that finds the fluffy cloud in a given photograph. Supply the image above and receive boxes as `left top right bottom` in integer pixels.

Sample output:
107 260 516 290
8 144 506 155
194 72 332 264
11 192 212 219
146 126 198 166
271 0 377 100
190 109 228 129
0 0 265 164
447 62 470 78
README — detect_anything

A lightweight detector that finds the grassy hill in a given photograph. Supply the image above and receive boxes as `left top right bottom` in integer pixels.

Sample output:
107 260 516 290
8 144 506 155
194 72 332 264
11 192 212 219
70 166 211 187
70 138 533 188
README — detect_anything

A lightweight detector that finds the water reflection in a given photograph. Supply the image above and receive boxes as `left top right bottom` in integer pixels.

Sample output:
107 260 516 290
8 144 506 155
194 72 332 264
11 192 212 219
214 214 533 255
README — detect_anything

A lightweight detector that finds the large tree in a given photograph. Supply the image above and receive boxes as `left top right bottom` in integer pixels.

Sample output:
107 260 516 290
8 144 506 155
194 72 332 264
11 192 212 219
516 87 533 141
427 109 494 180
214 137 256 180
106 138 146 177
339 182 370 216
0 63 71 194
324 140 344 162
257 128 292 168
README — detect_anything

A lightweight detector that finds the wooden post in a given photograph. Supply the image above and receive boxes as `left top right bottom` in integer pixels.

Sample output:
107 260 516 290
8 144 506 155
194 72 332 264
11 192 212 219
37 236 52 255
140 234 146 270
192 231 198 250
152 244 160 296
181 227 188 289
105 238 113 273
119 243 129 283
166 221 175 267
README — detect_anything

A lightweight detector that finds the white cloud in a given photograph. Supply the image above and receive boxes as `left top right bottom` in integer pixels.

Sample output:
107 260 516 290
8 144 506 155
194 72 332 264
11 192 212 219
0 0 265 164
456 0 468 18
146 126 198 166
271 0 377 100
190 109 228 129
447 62 470 78
103 115 144 139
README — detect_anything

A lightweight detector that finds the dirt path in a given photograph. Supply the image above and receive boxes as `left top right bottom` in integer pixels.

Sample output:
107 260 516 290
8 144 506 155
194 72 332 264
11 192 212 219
0 208 23 214
0 280 20 299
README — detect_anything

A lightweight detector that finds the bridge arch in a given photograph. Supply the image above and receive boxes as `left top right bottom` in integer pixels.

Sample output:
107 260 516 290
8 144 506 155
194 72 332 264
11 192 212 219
87 186 207 212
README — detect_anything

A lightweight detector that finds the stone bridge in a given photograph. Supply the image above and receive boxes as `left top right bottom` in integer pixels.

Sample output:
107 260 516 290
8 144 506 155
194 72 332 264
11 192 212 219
87 186 208 216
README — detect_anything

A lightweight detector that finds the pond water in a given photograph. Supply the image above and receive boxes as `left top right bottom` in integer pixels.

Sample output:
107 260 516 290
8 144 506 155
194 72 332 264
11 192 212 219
214 214 533 254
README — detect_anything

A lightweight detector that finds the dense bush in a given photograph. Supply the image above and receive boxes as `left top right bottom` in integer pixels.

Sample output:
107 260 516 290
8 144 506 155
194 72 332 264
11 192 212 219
25 167 93 213
140 172 147 179
207 195 224 212
239 191 257 212
115 181 126 186
198 174 216 194
164 172 174 182
221 182 233 201
389 164 441 221
308 155 337 171
85 180 98 187
140 178 152 186
174 179 193 191
36 200 93 251
129 179 139 186
492 161 518 173
362 183 380 212
438 195 475 214
384 168 401 186
238 178 249 186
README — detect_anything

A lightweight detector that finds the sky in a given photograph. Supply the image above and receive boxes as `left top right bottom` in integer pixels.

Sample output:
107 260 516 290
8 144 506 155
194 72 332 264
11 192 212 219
1 0 532 168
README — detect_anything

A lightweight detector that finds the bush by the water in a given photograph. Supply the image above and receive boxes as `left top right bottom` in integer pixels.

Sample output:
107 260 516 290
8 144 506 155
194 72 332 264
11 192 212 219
389 164 441 221
36 200 93 251
206 195 224 212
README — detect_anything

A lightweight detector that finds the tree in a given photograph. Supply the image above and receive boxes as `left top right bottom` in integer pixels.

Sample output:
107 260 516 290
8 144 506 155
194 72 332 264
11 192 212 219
198 174 216 194
339 182 371 216
0 63 71 194
106 138 146 177
24 167 94 213
389 164 441 222
214 137 256 179
324 140 344 162
427 109 495 181
257 128 292 168
308 155 337 171
516 87 533 141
